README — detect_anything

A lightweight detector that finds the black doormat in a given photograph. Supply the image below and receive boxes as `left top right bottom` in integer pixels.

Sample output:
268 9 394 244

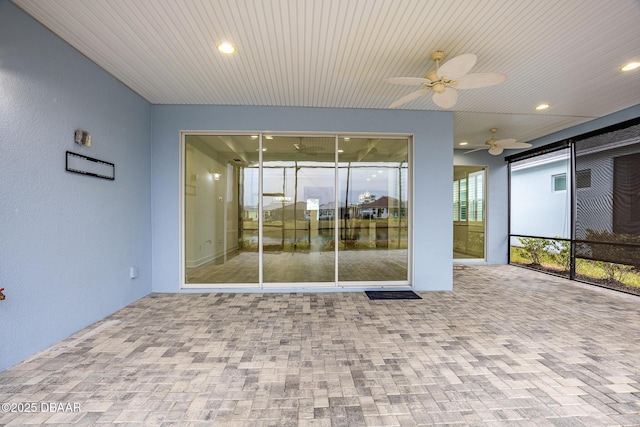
365 290 422 300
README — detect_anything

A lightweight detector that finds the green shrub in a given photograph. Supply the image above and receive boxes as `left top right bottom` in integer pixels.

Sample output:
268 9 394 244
548 238 571 272
593 260 634 283
518 237 551 266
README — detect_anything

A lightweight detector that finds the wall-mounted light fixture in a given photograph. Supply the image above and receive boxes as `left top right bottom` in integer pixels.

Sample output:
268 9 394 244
74 130 91 147
208 168 220 181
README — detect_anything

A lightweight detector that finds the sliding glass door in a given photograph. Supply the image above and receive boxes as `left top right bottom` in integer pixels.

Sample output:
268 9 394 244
338 138 409 282
184 135 260 285
262 136 336 283
183 133 411 288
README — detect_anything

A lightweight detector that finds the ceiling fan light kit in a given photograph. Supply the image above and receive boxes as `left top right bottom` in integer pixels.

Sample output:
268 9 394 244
385 50 507 109
488 146 504 155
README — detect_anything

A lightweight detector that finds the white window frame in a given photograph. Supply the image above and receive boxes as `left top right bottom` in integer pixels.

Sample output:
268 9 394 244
552 173 567 192
179 131 414 290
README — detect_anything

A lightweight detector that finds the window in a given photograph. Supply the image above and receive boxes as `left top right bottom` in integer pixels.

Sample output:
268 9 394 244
552 173 567 191
460 179 467 220
453 180 460 221
453 172 484 222
453 179 468 221
467 171 484 221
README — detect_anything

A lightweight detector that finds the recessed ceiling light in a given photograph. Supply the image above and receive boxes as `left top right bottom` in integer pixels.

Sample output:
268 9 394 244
459 141 468 146
250 135 258 140
536 103 550 110
337 149 344 153
264 136 273 140
343 137 350 141
217 42 236 54
621 61 640 72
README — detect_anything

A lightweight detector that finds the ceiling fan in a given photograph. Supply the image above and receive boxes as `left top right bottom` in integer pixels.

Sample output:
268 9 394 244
384 50 507 109
293 139 323 156
357 147 378 160
465 128 532 155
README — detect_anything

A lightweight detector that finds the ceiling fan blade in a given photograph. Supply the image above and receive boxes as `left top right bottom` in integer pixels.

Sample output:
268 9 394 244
456 72 508 89
437 53 477 80
488 146 504 155
432 87 458 109
388 89 429 108
384 77 431 85
463 147 489 154
493 138 517 146
497 141 533 149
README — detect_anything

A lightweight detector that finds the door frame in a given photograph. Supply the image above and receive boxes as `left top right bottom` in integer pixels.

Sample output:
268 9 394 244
180 131 414 290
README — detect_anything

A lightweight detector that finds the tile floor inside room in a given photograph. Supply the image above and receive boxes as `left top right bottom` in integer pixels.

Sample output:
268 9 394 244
186 250 409 284
1 265 640 426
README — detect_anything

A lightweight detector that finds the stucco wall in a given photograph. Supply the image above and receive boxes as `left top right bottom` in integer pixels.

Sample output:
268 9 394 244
0 1 152 371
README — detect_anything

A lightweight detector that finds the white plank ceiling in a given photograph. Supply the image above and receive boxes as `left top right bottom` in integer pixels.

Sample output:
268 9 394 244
12 0 640 150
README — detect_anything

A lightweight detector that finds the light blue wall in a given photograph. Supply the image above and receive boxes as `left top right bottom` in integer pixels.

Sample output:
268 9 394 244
151 106 454 292
0 1 152 371
453 150 509 264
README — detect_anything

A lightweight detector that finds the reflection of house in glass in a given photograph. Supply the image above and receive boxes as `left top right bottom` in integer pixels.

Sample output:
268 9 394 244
243 206 259 221
317 201 343 220
259 196 408 222
262 200 347 221
263 201 308 221
357 196 406 219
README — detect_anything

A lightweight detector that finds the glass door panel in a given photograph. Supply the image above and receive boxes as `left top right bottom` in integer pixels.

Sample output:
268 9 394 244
453 166 486 260
184 135 259 284
337 138 409 282
184 133 411 288
262 136 336 283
